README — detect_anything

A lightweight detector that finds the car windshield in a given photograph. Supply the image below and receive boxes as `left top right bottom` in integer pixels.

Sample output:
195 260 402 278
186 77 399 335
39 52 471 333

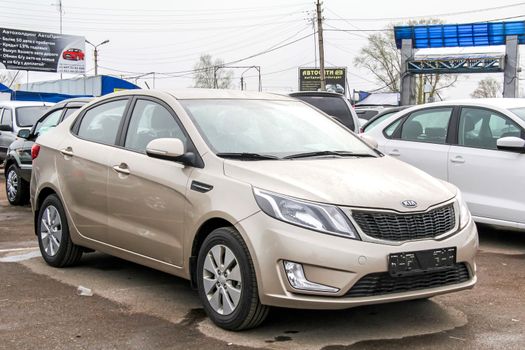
16 106 49 127
181 99 376 158
509 107 525 122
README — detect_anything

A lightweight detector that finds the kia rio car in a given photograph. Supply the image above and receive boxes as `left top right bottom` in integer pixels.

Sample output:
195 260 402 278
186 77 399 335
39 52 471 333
364 99 525 231
30 90 478 330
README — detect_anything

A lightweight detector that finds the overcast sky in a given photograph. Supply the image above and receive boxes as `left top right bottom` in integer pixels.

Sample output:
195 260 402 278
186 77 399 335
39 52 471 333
1 0 524 99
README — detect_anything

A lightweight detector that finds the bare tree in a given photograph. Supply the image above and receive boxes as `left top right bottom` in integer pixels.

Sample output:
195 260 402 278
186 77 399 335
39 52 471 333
471 77 501 98
354 19 457 104
193 54 233 89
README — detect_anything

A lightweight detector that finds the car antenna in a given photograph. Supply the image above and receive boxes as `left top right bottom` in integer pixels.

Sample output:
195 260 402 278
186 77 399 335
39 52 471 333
144 81 151 89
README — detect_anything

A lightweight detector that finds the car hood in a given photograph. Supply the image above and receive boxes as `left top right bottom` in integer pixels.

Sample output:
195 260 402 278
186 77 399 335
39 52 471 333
223 156 456 212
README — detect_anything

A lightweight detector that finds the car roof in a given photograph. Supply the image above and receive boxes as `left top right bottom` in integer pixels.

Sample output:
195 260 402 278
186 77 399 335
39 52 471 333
289 91 345 98
414 98 525 110
0 101 53 107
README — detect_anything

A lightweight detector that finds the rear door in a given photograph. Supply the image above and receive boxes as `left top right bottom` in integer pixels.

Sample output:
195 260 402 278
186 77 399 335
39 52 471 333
448 106 525 225
382 107 454 180
106 97 192 266
56 98 130 242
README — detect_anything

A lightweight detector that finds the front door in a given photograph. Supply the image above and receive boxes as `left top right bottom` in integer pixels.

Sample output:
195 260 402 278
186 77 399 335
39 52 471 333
106 98 192 267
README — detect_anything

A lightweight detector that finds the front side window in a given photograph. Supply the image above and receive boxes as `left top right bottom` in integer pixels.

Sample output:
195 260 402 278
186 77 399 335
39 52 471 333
77 99 128 145
16 106 49 127
1 108 13 128
181 99 375 157
459 107 522 150
124 99 186 153
399 107 452 144
34 109 63 137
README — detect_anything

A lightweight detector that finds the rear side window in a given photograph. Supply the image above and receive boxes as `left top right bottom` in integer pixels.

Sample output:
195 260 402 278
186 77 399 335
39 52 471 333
399 108 453 144
124 99 187 153
295 96 355 130
77 99 128 145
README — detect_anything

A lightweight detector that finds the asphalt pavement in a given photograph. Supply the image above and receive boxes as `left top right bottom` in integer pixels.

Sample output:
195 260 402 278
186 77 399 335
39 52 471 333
0 173 524 350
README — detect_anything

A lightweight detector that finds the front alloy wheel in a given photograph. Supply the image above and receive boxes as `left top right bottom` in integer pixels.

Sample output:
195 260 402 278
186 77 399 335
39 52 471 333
202 244 242 315
197 227 269 330
6 168 18 203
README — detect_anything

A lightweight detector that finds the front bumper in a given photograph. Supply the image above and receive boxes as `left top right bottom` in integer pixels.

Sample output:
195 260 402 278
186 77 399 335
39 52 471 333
236 211 478 309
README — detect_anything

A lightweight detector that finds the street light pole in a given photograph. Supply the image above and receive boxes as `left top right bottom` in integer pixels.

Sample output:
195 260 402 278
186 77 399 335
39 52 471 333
85 39 110 76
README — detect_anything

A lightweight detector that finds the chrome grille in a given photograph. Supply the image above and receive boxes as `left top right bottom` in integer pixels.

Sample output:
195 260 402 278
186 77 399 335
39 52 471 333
352 204 455 241
345 263 470 298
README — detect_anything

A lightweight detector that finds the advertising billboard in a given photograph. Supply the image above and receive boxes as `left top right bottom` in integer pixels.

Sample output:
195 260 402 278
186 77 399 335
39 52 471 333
0 27 85 74
298 67 347 94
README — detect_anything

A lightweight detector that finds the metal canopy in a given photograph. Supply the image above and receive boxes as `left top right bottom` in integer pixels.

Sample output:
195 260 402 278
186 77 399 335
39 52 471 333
407 54 505 74
395 21 525 49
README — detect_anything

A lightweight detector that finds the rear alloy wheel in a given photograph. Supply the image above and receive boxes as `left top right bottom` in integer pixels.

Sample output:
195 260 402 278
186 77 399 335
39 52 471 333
37 194 83 267
197 227 269 330
6 164 29 205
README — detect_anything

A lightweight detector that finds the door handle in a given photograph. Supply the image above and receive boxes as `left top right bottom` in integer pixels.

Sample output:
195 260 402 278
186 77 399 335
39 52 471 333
112 163 131 175
60 147 74 157
450 156 465 164
388 149 401 156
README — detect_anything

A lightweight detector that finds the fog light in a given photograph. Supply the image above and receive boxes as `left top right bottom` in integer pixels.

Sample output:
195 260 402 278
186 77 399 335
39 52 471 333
283 261 339 293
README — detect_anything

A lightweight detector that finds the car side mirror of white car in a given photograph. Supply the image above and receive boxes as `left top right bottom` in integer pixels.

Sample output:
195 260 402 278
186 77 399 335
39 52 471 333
359 134 379 149
496 136 525 153
17 128 31 139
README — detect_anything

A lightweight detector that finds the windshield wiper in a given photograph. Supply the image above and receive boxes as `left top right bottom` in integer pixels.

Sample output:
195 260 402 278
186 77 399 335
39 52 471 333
283 151 376 159
216 152 281 160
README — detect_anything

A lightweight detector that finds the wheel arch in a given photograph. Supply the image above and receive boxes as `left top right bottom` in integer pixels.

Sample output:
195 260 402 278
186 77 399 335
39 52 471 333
189 217 235 288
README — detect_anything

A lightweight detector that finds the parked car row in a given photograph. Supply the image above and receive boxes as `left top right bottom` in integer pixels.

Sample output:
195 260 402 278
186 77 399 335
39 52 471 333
29 89 477 331
3 98 92 205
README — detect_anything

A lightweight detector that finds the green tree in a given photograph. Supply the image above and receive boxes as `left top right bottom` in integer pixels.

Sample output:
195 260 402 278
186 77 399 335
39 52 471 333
193 54 233 89
354 19 457 104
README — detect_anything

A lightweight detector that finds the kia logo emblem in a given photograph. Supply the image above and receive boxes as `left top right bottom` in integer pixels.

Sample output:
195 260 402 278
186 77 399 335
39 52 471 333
401 200 418 208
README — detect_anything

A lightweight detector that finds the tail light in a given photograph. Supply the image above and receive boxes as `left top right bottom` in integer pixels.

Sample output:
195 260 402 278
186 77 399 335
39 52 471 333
31 144 40 160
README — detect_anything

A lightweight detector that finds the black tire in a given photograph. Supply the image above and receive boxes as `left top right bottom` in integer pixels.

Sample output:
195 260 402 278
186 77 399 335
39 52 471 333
197 227 269 331
37 194 83 267
5 164 29 205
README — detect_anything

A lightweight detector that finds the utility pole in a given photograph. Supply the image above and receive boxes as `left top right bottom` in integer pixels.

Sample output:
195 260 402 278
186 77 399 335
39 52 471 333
316 0 326 91
85 39 109 76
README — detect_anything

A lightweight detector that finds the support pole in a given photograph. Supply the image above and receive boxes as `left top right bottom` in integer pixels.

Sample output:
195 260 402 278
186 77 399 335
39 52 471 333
503 35 519 98
316 0 326 91
400 39 416 105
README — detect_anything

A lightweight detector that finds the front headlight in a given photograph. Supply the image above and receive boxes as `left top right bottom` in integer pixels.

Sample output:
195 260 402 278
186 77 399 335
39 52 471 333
253 188 359 239
456 190 471 229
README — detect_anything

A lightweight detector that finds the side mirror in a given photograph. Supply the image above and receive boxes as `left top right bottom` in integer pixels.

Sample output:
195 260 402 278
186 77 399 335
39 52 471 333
0 124 13 132
17 129 31 139
496 136 525 153
146 138 196 166
359 134 379 149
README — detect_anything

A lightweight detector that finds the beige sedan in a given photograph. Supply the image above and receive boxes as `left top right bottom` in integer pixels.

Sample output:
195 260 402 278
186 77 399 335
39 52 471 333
30 89 478 330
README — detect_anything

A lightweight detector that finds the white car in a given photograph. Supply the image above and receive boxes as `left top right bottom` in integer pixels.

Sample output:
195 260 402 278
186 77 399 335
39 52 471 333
364 98 525 231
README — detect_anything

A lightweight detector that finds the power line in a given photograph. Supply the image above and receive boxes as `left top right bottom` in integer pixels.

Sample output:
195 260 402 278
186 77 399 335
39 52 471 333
322 1 525 22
